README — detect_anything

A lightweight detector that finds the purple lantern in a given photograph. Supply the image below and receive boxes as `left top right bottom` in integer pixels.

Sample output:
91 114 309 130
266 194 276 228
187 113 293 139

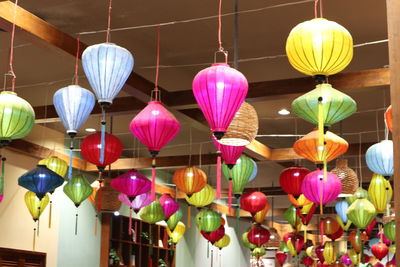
159 194 179 220
111 170 151 200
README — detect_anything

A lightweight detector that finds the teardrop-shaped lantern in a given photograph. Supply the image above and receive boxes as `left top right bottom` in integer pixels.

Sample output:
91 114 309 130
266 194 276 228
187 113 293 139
173 166 207 196
280 166 311 197
166 209 183 231
286 18 353 77
214 234 230 250
139 200 166 224
53 85 95 136
111 169 151 200
63 174 93 207
192 63 248 139
365 140 394 178
323 242 336 264
284 205 300 228
294 129 348 164
346 198 376 229
385 105 392 132
384 221 396 242
330 159 358 195
38 156 68 179
82 43 134 105
213 140 245 168
276 251 288 265
368 173 393 214
195 210 221 233
185 184 215 207
24 191 49 221
301 170 342 205
371 242 389 260
222 154 254 197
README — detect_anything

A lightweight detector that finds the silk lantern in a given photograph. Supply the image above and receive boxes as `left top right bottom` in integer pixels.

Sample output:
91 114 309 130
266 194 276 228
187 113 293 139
335 200 349 224
167 221 185 244
378 230 391 245
159 194 179 220
384 221 396 242
201 225 225 244
214 234 230 250
130 101 180 200
111 169 151 200
341 254 352 265
368 173 393 214
276 251 287 265
320 217 340 235
323 242 337 264
385 105 392 132
240 191 267 215
247 226 270 247
347 198 376 229
330 158 358 195
346 187 370 204
63 174 93 207
195 210 221 233
242 231 257 249
327 227 343 241
284 205 300 229
348 230 369 253
24 191 49 221
366 140 394 178
38 156 68 179
369 238 380 248
253 200 271 224
283 233 304 255
289 193 312 208
185 184 215 207
286 18 353 77
173 166 207 197
118 192 152 213
139 200 165 224
365 218 377 236
192 63 248 140
315 245 325 263
372 242 389 260
302 256 314 266
280 166 310 197
251 247 266 258
167 209 183 231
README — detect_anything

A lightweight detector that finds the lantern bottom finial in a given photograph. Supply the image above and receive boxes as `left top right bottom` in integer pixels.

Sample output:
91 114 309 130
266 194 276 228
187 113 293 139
0 139 11 148
213 131 225 140
227 164 234 169
313 75 328 84
149 150 159 158
234 194 241 199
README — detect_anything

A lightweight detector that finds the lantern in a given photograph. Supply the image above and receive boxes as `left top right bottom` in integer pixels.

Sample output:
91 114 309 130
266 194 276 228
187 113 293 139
118 192 152 213
283 233 304 255
63 174 93 207
315 245 325 262
159 194 179 220
195 210 221 233
213 138 244 168
368 173 393 214
341 254 352 265
294 129 348 164
242 231 257 249
252 200 271 224
173 166 207 196
372 242 389 260
335 200 349 224
348 230 369 253
286 18 353 77
330 158 358 195
18 165 64 200
320 217 340 235
365 218 377 236
302 256 314 266
251 247 266 258
288 194 312 208
166 209 183 231
279 166 310 197
378 230 391 245
139 200 165 224
214 234 230 250
192 63 248 140
247 226 270 247
347 198 376 229
326 227 343 241
167 221 185 244
185 184 215 207
240 191 267 215
95 179 121 212
201 225 225 244
346 187 370 204
38 156 68 179
24 191 49 221
284 205 300 229
348 249 359 265
384 221 396 242
111 169 151 200
385 105 392 132
276 251 287 265
365 140 394 178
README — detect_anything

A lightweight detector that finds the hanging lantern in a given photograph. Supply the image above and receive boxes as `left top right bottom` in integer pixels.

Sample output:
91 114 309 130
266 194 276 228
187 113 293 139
276 251 287 265
366 140 394 178
18 165 64 199
297 202 317 226
346 187 370 204
185 184 215 207
192 63 248 140
341 254 352 265
251 247 266 258
330 158 358 195
24 191 49 221
385 105 392 132
372 242 389 260
213 138 245 168
326 227 343 241
118 192 152 213
63 174 93 207
38 156 68 179
214 234 230 250
283 233 304 256
173 166 207 196
159 194 179 220
384 221 396 242
348 230 369 253
247 226 270 247
365 218 377 236
139 200 166 224
280 166 310 197
320 217 340 235
166 221 185 244
252 201 271 224
240 190 267 215
195 210 221 233
217 102 258 146
315 245 325 263
95 179 121 212
288 194 312 208
201 225 225 244
378 230 391 245
323 242 336 264
111 169 151 200
166 209 183 231
368 173 393 214
242 231 257 249
294 129 348 164
284 205 300 229
301 256 314 266
335 200 349 224
286 18 353 77
346 198 376 229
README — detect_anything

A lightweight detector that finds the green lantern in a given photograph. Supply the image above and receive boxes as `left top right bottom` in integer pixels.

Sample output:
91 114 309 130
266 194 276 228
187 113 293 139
0 91 35 146
185 184 215 207
63 174 93 207
346 187 370 205
384 221 396 242
251 247 266 257
291 83 356 127
346 198 376 229
195 210 221 233
242 231 257 249
279 241 290 253
222 155 254 197
140 200 165 224
283 205 300 228
167 209 183 231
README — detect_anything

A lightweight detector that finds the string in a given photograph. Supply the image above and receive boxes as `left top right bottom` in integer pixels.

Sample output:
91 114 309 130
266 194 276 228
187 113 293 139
74 35 80 85
106 0 113 42
188 127 192 166
218 0 223 51
319 0 324 18
358 133 363 187
154 26 161 101
375 110 380 142
6 0 19 92
199 143 203 168
233 0 239 69
314 0 320 18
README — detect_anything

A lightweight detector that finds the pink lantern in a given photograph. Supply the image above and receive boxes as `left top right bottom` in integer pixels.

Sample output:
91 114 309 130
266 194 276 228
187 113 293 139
118 192 152 213
192 63 248 140
130 101 180 200
159 194 179 220
378 230 391 245
301 170 342 205
111 170 151 200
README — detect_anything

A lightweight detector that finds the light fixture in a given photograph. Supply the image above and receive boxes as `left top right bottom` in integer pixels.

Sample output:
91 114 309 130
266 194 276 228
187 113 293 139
278 108 290 115
114 211 120 216
85 128 96 133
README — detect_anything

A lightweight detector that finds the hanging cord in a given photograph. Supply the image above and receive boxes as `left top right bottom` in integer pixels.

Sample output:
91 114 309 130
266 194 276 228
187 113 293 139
100 107 106 164
358 133 363 187
3 0 19 92
216 141 222 199
0 153 5 202
73 35 80 85
375 110 380 142
106 0 113 42
154 26 161 101
233 0 239 69
188 127 193 166
75 208 79 235
33 227 36 251
314 0 324 18
199 143 203 169
68 138 74 179
216 0 228 63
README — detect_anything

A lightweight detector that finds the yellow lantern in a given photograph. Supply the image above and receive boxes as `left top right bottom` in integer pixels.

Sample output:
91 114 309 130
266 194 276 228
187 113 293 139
185 184 215 207
286 18 353 77
38 156 68 179
166 221 185 244
288 194 312 208
214 234 230 250
252 200 270 224
348 249 359 265
323 241 336 264
368 173 393 214
24 191 50 221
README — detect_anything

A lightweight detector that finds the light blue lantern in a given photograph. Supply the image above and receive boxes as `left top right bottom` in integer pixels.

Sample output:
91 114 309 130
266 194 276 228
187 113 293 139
335 200 349 223
365 140 393 178
248 159 258 182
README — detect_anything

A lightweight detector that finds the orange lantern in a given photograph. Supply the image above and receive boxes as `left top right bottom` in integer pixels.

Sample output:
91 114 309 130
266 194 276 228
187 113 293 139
320 217 340 235
293 129 348 164
288 194 312 207
348 230 368 253
173 166 207 196
385 105 392 132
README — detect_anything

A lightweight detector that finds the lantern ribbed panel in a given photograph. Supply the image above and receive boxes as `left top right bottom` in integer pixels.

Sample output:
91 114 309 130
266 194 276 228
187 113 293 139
291 83 357 126
218 102 258 146
185 184 215 207
212 137 244 166
195 210 221 232
82 43 134 104
346 187 370 204
365 140 394 177
293 129 348 163
247 226 270 247
384 221 396 242
95 179 121 212
38 156 68 179
173 166 207 195
286 18 353 76
240 191 267 214
335 200 349 223
63 174 93 207
248 159 258 182
130 101 180 153
111 170 151 198
0 91 35 141
253 200 270 224
214 234 230 249
53 85 95 135
323 242 336 264
301 170 342 205
222 155 254 195
330 159 358 195
346 198 376 229
139 200 166 224
80 132 123 167
192 63 248 135
368 174 393 213
24 191 49 221
385 105 392 132
279 166 310 197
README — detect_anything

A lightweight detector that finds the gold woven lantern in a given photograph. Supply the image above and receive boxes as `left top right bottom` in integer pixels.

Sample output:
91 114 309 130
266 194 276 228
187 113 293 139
95 178 121 212
330 159 358 196
265 227 281 249
218 102 258 146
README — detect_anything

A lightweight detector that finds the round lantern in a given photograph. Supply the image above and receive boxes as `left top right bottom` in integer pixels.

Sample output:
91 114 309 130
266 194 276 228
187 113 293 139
346 187 370 204
276 251 287 265
217 102 258 146
347 198 376 229
24 191 49 221
368 173 393 213
173 166 207 196
192 63 248 140
372 242 389 260
384 221 396 242
63 174 93 207
159 194 179 220
252 200 271 224
378 230 391 245
139 200 165 224
166 209 182 231
323 242 337 264
348 230 369 253
320 217 340 235
294 129 348 164
240 190 267 215
330 158 358 195
201 225 225 244
185 184 215 207
242 231 257 249
0 91 35 147
247 226 270 247
286 18 353 77
283 233 304 255
302 256 314 266
279 166 310 197
167 221 185 244
214 234 230 250
385 105 392 132
222 154 254 197
111 169 151 200
365 140 394 178
195 210 221 233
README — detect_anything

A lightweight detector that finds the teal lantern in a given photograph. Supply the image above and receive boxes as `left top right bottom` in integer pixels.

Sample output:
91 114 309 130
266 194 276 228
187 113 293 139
195 210 222 233
139 200 165 224
222 154 254 198
63 174 93 207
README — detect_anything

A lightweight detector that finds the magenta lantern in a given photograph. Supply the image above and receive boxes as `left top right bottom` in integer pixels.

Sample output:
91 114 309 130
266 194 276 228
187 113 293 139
111 170 151 200
341 254 352 265
192 63 248 140
159 194 179 220
301 170 342 205
377 230 391 245
118 192 152 213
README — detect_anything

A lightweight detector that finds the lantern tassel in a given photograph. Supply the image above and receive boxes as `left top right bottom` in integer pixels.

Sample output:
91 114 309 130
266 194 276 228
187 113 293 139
211 249 214 267
0 155 5 203
94 214 98 236
134 220 138 242
151 157 156 201
75 212 78 235
33 228 36 251
129 208 133 236
228 179 233 212
97 178 103 212
68 138 74 180
187 205 191 228
100 108 106 164
48 200 52 228
207 241 210 258
319 177 323 215
216 148 222 199
235 206 240 234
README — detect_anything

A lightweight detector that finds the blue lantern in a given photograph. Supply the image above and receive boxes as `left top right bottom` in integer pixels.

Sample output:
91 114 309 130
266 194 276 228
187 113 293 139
369 237 380 248
18 165 64 199
248 159 258 182
365 140 393 178
335 200 349 223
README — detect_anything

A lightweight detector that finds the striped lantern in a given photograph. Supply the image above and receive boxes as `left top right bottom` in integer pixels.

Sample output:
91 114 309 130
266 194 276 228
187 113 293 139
167 221 186 244
173 166 207 196
63 174 93 207
368 173 393 214
195 210 221 233
111 169 151 200
214 234 230 250
38 156 68 179
346 198 376 229
24 191 49 221
365 140 394 178
166 209 183 231
185 184 215 207
139 200 166 224
335 200 349 224
323 242 336 264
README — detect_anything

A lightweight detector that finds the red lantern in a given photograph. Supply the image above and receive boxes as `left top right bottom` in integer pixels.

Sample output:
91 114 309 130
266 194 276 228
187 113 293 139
276 251 287 265
365 217 377 236
247 226 270 247
279 166 310 197
240 191 267 215
326 227 343 241
372 242 389 260
320 217 340 235
201 225 225 244
283 233 304 254
315 245 325 263
302 256 314 266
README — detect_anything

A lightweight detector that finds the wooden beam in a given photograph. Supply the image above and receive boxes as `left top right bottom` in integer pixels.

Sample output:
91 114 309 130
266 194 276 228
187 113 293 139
99 213 111 267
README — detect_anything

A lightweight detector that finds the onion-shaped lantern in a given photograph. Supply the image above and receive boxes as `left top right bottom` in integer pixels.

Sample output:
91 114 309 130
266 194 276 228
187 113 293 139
192 63 248 140
330 158 358 195
118 192 152 213
371 242 389 260
159 194 179 220
252 200 270 224
213 138 244 168
323 242 337 264
173 166 207 196
195 210 221 233
63 174 93 207
346 198 376 229
185 184 215 207
166 209 183 231
214 234 230 250
385 105 392 132
365 140 394 178
280 166 310 197
139 200 166 224
242 231 257 249
368 173 393 214
111 169 151 200
346 187 370 204
240 190 267 215
24 191 49 221
201 225 225 244
38 156 68 179
247 226 270 247
276 251 288 265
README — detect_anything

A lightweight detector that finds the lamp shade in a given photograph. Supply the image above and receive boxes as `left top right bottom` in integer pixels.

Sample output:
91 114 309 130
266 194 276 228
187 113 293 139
365 140 394 178
293 129 348 164
195 210 221 233
212 137 244 167
166 221 185 244
346 198 376 229
286 18 353 77
280 166 310 197
222 154 254 196
166 209 183 231
192 63 248 139
80 132 123 169
53 85 95 136
323 242 337 264
118 192 152 213
0 91 35 146
217 102 258 146
301 170 342 205
371 242 389 260
24 191 49 221
185 184 215 207
291 83 356 126
330 159 358 195
240 190 267 215
38 156 68 179
242 231 257 249
214 234 230 250
139 200 165 224
247 226 270 247
335 200 349 224
129 101 180 156
252 200 270 224
173 166 207 196
159 194 179 220
385 105 392 132
111 169 151 200
368 174 392 213
346 187 370 204
63 174 93 207
94 179 121 212
201 225 225 244
82 43 134 105
18 165 64 199
384 221 396 242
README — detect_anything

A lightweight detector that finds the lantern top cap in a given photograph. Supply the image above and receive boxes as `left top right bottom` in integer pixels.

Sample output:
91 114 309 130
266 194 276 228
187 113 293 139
211 63 230 67
1 91 17 96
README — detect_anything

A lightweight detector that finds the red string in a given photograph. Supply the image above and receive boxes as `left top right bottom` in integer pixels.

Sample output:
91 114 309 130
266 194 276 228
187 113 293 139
106 0 113 42
7 0 19 92
228 180 232 213
218 0 223 51
314 0 319 18
314 0 324 18
216 147 221 199
74 35 80 85
154 26 161 101
129 208 132 235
